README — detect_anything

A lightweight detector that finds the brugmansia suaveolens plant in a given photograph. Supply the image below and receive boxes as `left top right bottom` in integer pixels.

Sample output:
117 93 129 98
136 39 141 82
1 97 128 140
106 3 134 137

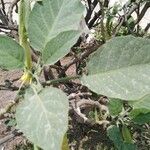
0 0 150 149
0 0 84 149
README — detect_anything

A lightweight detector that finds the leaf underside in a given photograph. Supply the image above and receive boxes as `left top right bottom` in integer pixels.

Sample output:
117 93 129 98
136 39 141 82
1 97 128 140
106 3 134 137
82 36 150 100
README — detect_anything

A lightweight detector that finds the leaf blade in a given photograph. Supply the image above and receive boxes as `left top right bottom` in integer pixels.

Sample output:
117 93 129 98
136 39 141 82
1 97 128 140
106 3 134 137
108 98 123 116
16 87 69 150
0 36 24 70
43 30 81 65
81 36 150 100
28 0 84 51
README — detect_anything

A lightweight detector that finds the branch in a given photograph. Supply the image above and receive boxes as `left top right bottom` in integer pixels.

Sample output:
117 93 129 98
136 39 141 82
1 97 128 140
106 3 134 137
0 130 22 145
85 0 98 25
113 2 139 36
70 99 109 126
7 0 20 25
144 23 150 32
135 2 150 25
0 23 18 30
64 42 100 71
1 0 6 15
88 10 102 28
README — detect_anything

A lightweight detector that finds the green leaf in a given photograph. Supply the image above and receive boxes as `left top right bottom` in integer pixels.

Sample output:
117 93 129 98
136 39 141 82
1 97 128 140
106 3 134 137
0 36 24 70
121 125 133 144
107 125 136 150
108 98 123 116
43 30 80 65
28 0 84 51
121 143 137 150
16 87 69 150
81 36 150 100
107 125 123 150
24 1 31 29
132 112 150 125
129 94 150 118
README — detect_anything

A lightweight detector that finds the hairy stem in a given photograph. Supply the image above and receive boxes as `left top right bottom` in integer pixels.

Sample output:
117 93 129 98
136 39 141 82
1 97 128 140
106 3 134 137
42 76 81 86
19 0 32 70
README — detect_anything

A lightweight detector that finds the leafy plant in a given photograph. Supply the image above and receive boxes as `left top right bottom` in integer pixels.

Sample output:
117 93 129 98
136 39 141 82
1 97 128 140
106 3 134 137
0 0 84 149
0 0 150 150
81 36 150 100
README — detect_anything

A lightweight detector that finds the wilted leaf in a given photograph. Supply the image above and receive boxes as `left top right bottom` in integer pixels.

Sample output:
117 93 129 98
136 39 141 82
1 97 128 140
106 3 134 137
16 87 69 150
28 0 84 51
0 36 24 70
82 36 150 100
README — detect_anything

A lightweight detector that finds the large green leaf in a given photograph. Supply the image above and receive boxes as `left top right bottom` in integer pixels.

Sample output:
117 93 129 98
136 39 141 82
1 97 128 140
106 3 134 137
82 36 150 100
43 30 80 65
28 0 84 51
16 87 69 150
0 36 24 70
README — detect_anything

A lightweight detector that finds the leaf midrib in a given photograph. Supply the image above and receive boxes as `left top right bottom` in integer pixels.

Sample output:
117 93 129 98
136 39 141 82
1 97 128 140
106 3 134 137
44 0 65 48
33 89 52 132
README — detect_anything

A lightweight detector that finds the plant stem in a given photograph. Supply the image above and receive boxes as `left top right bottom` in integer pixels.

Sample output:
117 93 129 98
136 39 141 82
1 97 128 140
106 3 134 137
43 75 81 86
19 0 32 70
99 0 106 42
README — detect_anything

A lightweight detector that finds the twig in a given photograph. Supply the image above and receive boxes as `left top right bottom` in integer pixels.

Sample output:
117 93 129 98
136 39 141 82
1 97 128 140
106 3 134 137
144 23 150 32
134 2 150 25
88 10 102 28
0 84 19 91
1 0 6 15
0 9 8 25
68 92 92 100
0 130 22 145
76 99 108 112
71 99 109 126
43 66 55 81
7 0 20 25
85 0 98 26
42 76 80 86
113 2 139 36
0 101 17 120
63 43 100 71
0 24 18 30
